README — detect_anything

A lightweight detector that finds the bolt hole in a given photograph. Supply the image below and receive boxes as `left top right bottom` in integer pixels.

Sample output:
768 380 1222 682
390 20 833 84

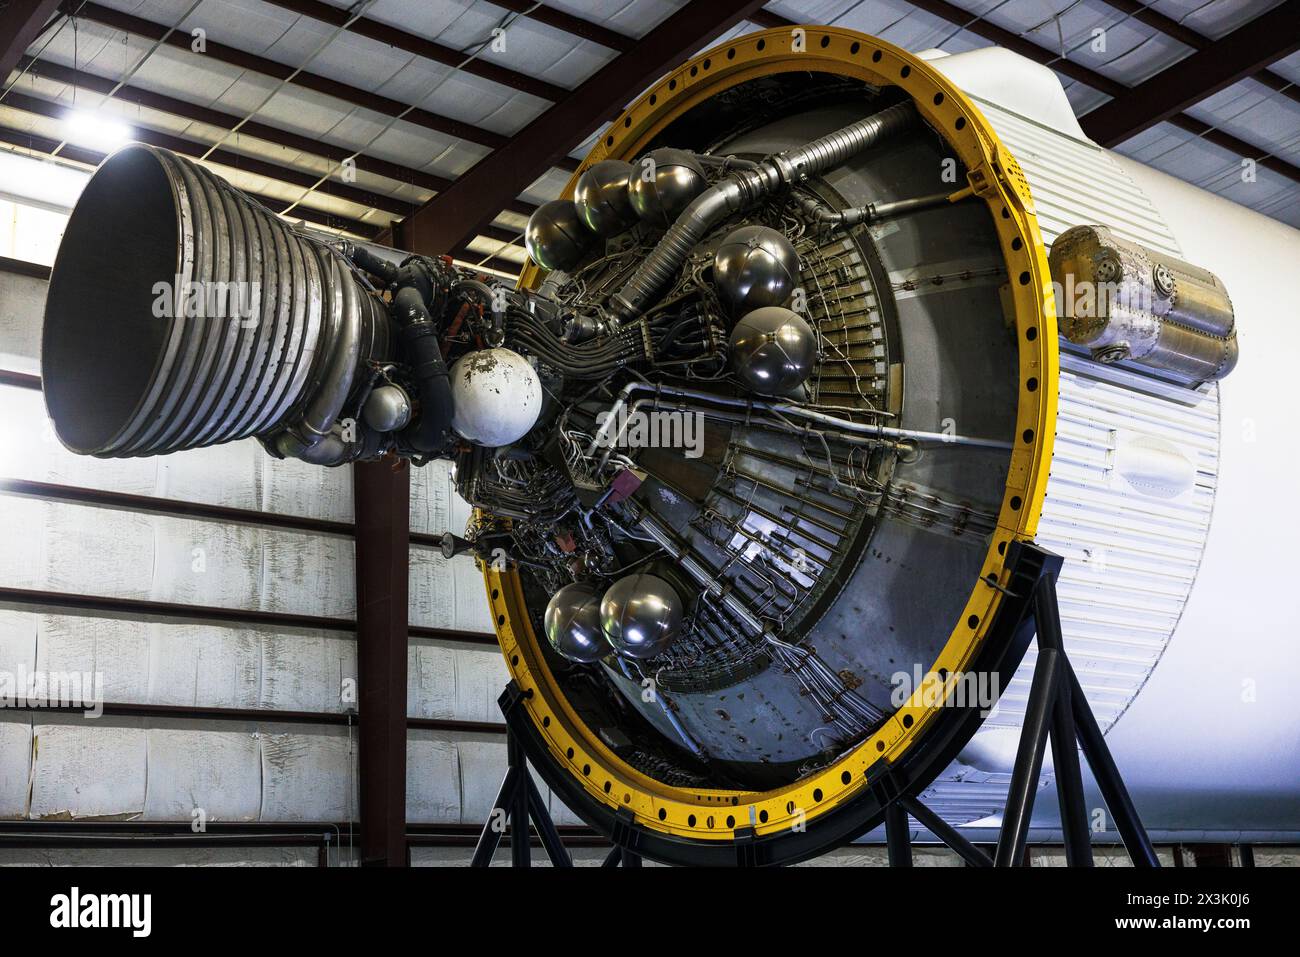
933 92 944 105
510 654 518 666
1026 377 1038 392
819 35 830 48
903 713 914 728
566 747 574 759
1010 495 1023 510
967 614 979 628
900 65 911 78
876 740 885 752
603 781 611 794
542 715 550 727
813 788 823 802
1023 428 1034 443
850 41 860 54
726 815 736 828
872 50 882 62
490 588 499 600
688 814 696 827
658 807 667 820
582 764 591 776
1018 271 1031 285
1026 326 1037 341
955 116 966 130
756 38 766 51
841 770 851 784
727 48 735 60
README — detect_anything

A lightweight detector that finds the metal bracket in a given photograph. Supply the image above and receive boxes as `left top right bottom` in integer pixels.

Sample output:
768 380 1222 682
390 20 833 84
886 542 1158 868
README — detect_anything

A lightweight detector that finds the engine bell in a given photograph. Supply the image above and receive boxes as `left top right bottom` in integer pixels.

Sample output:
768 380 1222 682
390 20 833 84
600 572 683 660
729 306 817 396
627 148 707 228
449 348 543 447
525 199 597 271
544 582 608 664
574 160 638 237
714 225 800 313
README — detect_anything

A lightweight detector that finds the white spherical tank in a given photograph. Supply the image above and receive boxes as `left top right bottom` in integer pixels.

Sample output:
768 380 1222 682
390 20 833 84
449 348 543 448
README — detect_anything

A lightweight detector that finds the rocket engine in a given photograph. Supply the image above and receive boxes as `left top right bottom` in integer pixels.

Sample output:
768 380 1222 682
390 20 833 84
41 28 1263 865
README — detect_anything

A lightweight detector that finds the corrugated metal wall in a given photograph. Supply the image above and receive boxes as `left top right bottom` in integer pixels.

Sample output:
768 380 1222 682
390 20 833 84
0 260 586 864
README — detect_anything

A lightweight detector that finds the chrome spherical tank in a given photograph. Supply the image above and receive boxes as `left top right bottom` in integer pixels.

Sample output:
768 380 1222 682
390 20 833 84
627 148 708 228
600 572 683 660
361 384 412 433
449 348 543 447
544 583 608 664
713 225 800 313
574 160 638 237
525 199 597 271
728 306 818 395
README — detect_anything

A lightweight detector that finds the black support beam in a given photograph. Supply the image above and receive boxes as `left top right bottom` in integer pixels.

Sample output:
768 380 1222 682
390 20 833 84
260 0 569 102
353 457 412 867
0 0 60 83
1080 0 1300 147
1097 0 1300 109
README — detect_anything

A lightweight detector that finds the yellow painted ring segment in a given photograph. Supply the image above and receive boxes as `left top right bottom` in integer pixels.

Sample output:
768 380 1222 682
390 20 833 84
481 26 1059 840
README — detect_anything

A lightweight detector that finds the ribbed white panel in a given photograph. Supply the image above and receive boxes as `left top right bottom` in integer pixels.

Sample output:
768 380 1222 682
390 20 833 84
921 100 1222 823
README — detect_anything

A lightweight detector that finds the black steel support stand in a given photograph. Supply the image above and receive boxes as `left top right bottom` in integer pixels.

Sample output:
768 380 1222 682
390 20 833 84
895 544 1157 868
471 689 573 868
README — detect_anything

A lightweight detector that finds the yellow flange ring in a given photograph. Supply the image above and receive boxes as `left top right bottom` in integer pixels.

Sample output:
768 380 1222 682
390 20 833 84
482 25 1059 843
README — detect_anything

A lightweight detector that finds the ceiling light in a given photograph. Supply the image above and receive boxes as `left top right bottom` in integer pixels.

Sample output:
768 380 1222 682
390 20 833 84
61 110 133 153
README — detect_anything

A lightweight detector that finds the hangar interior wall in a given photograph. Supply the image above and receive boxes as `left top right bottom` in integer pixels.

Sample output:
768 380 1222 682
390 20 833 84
0 261 597 865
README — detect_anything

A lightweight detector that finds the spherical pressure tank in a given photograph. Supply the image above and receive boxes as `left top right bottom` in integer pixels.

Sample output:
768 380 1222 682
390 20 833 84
728 306 818 395
449 349 542 447
627 148 708 227
544 583 608 664
713 225 800 312
573 160 638 237
525 199 596 271
599 573 683 660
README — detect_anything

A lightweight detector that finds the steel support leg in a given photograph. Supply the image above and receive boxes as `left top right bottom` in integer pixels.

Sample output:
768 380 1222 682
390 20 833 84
900 795 992 867
471 766 519 867
1036 574 1094 867
508 733 531 868
994 576 1061 867
1066 661 1159 867
884 801 912 867
527 783 573 867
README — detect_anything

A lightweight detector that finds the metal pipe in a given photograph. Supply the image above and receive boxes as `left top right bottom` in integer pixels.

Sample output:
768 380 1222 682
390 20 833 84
611 102 915 319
